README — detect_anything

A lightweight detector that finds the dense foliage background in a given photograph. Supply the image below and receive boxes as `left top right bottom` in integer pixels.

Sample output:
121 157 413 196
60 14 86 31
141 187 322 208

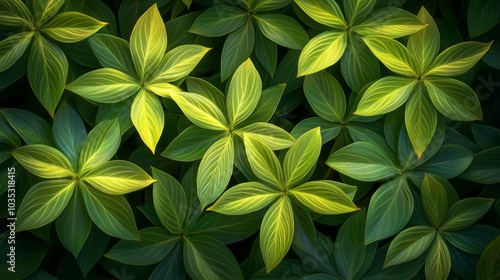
1 0 499 279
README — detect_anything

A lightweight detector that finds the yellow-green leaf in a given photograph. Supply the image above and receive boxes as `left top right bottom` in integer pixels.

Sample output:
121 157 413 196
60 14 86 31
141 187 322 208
0 0 34 28
243 133 284 188
298 31 347 76
408 6 440 73
152 45 210 83
253 14 309 50
79 118 120 173
425 235 451 280
354 7 426 38
0 32 34 72
42 12 106 43
33 0 64 25
12 144 75 178
405 87 437 158
384 226 436 267
131 89 165 153
294 0 346 29
146 82 182 98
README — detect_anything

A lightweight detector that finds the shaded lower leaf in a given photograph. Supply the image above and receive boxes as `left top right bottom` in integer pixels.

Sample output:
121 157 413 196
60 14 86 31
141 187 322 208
460 147 500 184
425 235 451 280
385 226 436 267
476 236 500 280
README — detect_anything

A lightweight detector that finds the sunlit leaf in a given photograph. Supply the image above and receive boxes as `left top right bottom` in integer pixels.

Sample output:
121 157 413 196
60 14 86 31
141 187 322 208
298 31 347 76
354 8 425 38
0 32 33 72
284 127 321 187
13 145 75 178
294 0 346 29
408 7 439 73
362 36 418 77
405 87 437 158
152 44 210 83
42 12 106 43
131 89 164 153
244 133 284 188
79 119 120 173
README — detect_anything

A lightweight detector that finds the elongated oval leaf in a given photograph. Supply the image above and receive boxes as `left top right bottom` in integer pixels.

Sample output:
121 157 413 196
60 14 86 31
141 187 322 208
416 144 473 179
468 0 500 37
294 0 346 29
344 0 376 24
186 76 226 112
189 6 247 37
421 174 448 228
1 108 54 146
354 8 425 38
425 235 451 280
408 7 439 73
53 102 87 165
442 225 500 255
220 19 254 81
243 133 284 188
42 12 106 43
254 14 308 50
13 144 75 178
405 87 437 158
284 127 321 187
385 226 436 267
239 84 286 126
476 236 500 280
304 71 346 122
79 118 120 173
131 89 164 153
298 31 347 76
0 32 33 72
88 34 135 76
152 44 210 83
33 0 64 25
0 0 34 28
460 146 500 184
440 198 494 231
237 122 294 150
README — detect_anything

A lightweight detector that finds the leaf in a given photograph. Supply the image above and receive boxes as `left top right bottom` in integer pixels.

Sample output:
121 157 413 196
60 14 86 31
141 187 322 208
16 180 75 231
149 245 185 280
289 180 358 215
79 118 120 173
220 19 254 81
105 227 178 265
416 144 473 179
131 89 164 153
33 0 64 25
237 122 294 150
291 117 341 144
384 226 436 267
183 236 244 280
421 174 448 228
440 198 494 231
294 0 346 29
53 102 87 166
227 59 262 127
460 147 500 184
254 29 277 76
152 44 210 83
284 127 321 187
197 136 234 209
304 71 345 122
81 185 139 240
170 91 228 131
243 133 284 188
326 142 399 182
468 0 500 37
425 41 492 77
152 168 187 234
365 178 414 244
405 87 437 158
42 12 106 43
476 236 500 280
252 0 293 11
425 235 451 280
471 124 500 150
1 108 54 146
240 84 286 126
254 14 308 50
442 225 500 255
408 7 440 73
66 68 140 103
27 35 68 116
0 32 34 72
298 31 347 76
260 197 294 272
362 36 417 77
208 182 279 215
354 7 425 38
12 145 75 178
146 82 182 98
130 4 166 80
344 0 376 24
186 76 226 111
189 5 247 37
88 34 135 76
0 0 34 28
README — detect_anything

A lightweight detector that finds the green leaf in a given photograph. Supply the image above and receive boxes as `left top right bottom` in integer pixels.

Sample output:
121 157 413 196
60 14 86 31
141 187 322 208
292 117 341 144
460 147 500 184
1 108 54 146
425 235 451 280
0 0 34 28
252 0 293 11
405 87 437 158
237 122 294 150
105 227 178 265
186 76 226 112
79 119 120 173
442 225 500 255
298 31 347 76
53 102 86 166
66 68 140 103
440 198 494 231
289 180 358 215
254 29 277 77
220 19 254 81
28 35 68 116
408 7 439 73
417 144 473 179
42 12 106 43
13 145 75 178
197 135 234 209
365 178 414 244
424 77 482 121
344 0 376 24
476 236 500 280
284 127 321 187
81 185 139 240
240 84 285 126
152 44 210 83
184 235 243 280
130 4 166 80
33 0 64 25
89 34 135 76
384 226 436 267
354 8 425 38
294 0 346 29
152 168 187 234
226 59 262 127
146 82 182 98
425 41 492 77
471 124 500 150
16 179 75 231
468 0 500 37
421 174 448 228
189 6 247 37
362 36 418 77
304 71 345 122
0 32 33 72
260 196 294 272
149 245 185 279
254 14 308 50
131 89 164 153
208 182 279 215
243 133 284 188
327 141 399 182
170 91 228 131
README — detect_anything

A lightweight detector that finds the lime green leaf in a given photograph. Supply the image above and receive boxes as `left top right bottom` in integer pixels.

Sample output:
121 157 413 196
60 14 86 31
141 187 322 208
79 119 120 173
408 7 439 73
243 133 284 188
284 127 321 187
476 236 500 280
425 235 451 280
385 226 436 267
170 91 228 131
226 59 262 127
354 8 425 38
197 136 234 209
468 0 500 37
424 77 482 121
17 180 75 231
13 144 75 178
81 185 139 240
208 182 279 215
460 147 500 184
183 235 244 280
189 6 247 37
88 34 135 76
42 12 106 43
327 142 399 181
220 19 254 81
294 0 346 29
440 198 494 231
146 82 182 98
130 4 166 80
131 89 164 153
344 0 376 24
238 122 294 150
152 44 210 83
240 84 286 126
289 181 358 214
298 31 347 76
0 0 34 28
425 41 492 77
421 174 448 228
1 108 54 146
66 68 140 103
53 102 87 165
27 35 68 116
304 71 345 122
33 0 64 25
254 14 308 50
362 36 418 77
186 76 226 112
0 32 33 72
105 227 178 265
152 168 187 234
405 87 437 158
